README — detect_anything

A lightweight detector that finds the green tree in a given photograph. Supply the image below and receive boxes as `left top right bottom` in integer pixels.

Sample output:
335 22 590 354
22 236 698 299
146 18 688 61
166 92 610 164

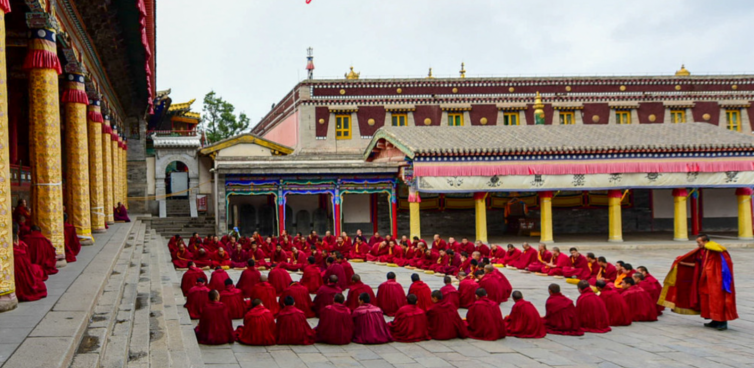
201 91 251 143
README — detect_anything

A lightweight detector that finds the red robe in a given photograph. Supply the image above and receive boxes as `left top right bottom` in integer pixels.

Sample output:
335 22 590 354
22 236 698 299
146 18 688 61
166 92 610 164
622 285 658 322
180 267 207 296
208 269 230 292
316 303 354 345
505 299 546 338
185 285 210 319
313 283 343 317
235 267 261 298
501 248 522 266
440 284 460 310
22 231 58 278
544 293 584 336
276 305 316 345
63 223 81 263
459 278 480 308
576 287 611 333
510 247 538 269
388 304 430 342
352 303 394 344
219 284 247 319
427 298 468 340
194 301 235 345
376 279 406 316
562 254 591 279
235 305 276 346
300 264 323 294
250 282 280 316
13 242 47 301
599 288 632 326
408 281 433 311
346 281 376 311
268 267 293 296
323 263 349 290
466 296 507 341
279 282 315 318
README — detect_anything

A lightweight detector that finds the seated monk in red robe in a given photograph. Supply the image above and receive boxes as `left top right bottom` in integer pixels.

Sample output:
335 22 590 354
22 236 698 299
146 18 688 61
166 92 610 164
277 296 316 345
544 247 570 276
22 226 59 278
12 224 47 302
315 293 354 345
63 214 81 263
440 276 460 310
528 244 553 273
185 277 210 319
505 291 546 338
113 202 130 222
352 293 394 344
427 290 468 340
510 242 538 269
378 241 403 264
313 275 343 317
194 290 235 345
346 274 375 311
191 248 213 269
501 244 522 266
229 243 248 269
465 288 507 341
279 281 315 318
589 256 618 285
388 294 430 342
349 237 370 261
458 272 479 309
211 247 232 268
366 241 389 262
407 273 433 311
543 284 584 336
278 247 307 271
300 256 323 294
250 275 280 316
235 260 260 298
268 265 293 296
576 280 611 333
208 266 230 292
235 298 276 346
562 248 592 279
180 262 207 296
620 277 658 322
596 280 632 326
219 278 246 319
376 272 406 316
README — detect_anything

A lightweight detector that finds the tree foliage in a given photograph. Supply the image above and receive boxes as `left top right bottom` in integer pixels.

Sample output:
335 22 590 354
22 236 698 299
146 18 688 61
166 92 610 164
201 91 251 143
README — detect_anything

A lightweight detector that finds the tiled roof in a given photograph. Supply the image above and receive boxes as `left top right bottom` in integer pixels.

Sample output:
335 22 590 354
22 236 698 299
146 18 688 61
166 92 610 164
365 123 754 159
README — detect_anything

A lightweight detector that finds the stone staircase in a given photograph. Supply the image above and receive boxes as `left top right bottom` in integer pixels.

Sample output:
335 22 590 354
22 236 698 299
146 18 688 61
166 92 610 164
166 200 191 217
143 216 216 239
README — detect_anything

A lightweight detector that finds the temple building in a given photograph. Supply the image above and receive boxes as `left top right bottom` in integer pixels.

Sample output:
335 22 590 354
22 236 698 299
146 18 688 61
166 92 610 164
197 64 754 245
0 0 155 311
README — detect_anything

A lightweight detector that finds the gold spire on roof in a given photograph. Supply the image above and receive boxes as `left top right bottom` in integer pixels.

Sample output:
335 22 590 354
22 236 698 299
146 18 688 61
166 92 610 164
675 64 690 76
345 66 360 80
426 67 434 79
459 62 466 78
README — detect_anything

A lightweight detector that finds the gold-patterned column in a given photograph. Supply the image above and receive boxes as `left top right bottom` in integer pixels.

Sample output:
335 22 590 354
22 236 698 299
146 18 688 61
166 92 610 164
102 116 113 224
88 100 106 232
0 1 17 312
25 28 65 265
62 72 92 243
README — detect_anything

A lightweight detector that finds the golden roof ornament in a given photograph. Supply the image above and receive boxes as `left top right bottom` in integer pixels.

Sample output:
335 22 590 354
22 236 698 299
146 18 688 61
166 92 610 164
345 66 360 80
459 62 466 78
426 67 435 79
675 64 690 76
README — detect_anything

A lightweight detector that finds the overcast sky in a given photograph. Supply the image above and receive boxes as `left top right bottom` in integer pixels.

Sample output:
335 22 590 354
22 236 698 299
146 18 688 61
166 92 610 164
156 0 754 128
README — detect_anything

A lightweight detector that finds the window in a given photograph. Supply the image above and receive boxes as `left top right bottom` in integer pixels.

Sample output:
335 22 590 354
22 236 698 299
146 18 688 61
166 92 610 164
448 113 463 126
503 112 519 126
726 110 741 131
559 111 575 125
616 111 631 125
391 113 407 126
335 114 351 139
671 110 686 123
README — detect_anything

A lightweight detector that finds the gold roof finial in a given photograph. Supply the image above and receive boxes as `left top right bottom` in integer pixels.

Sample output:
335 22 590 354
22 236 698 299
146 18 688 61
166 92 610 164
426 67 434 79
675 64 690 76
345 66 360 80
459 62 466 78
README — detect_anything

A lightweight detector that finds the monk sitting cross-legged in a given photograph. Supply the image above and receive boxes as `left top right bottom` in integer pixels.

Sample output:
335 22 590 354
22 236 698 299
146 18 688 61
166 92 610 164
376 272 406 316
543 283 584 336
185 278 210 319
276 296 316 345
315 293 354 345
279 281 315 318
596 280 632 326
352 293 394 344
408 274 433 312
250 275 280 316
465 288 507 341
427 290 468 340
576 280 611 333
194 290 235 345
313 275 343 317
504 291 546 338
300 256 324 294
235 298 276 346
388 294 431 342
347 274 376 311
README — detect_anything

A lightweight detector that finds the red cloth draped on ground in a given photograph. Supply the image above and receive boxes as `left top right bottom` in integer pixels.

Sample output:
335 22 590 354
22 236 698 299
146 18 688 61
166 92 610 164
459 278 479 308
544 292 584 336
229 249 248 268
208 269 230 292
562 254 591 279
235 267 259 298
479 273 505 305
440 284 460 310
268 267 292 296
180 267 207 296
315 303 354 345
211 250 232 268
511 247 538 269
235 305 276 346
599 288 632 326
528 250 553 273
622 285 658 322
349 241 370 260
366 243 388 262
323 263 349 290
427 298 468 340
501 248 522 266
546 253 570 276
63 223 81 263
13 241 47 301
466 296 507 341
22 231 58 279
220 284 247 319
589 262 617 285
378 245 403 263
376 279 406 316
279 282 315 318
352 303 394 344
194 301 235 345
300 264 323 294
388 304 430 342
185 284 210 319
313 283 343 317
279 250 307 271
505 299 546 338
250 281 280 316
340 260 354 287
114 204 131 222
408 281 433 311
276 305 316 345
576 287 612 333
346 281 376 311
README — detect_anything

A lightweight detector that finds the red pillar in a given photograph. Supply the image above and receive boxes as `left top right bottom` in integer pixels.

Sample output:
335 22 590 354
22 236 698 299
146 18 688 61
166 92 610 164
690 190 700 236
390 196 398 237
